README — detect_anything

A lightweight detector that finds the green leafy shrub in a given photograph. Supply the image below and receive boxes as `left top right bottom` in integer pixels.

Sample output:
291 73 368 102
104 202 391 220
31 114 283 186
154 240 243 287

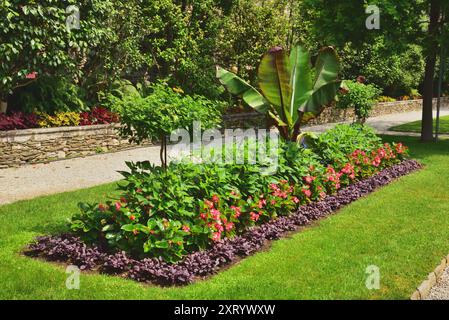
337 80 381 123
70 131 408 262
313 124 382 165
12 76 87 114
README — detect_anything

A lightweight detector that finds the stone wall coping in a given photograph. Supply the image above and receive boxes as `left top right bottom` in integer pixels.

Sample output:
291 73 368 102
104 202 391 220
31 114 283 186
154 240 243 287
0 123 121 138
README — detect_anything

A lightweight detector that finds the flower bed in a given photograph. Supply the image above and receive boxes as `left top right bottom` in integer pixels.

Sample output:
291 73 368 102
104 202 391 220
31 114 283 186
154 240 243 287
0 107 119 131
24 124 415 285
25 159 422 285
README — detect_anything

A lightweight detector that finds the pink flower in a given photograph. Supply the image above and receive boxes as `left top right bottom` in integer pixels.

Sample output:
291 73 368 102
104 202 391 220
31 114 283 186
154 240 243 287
250 212 260 222
214 222 224 232
205 200 214 209
212 194 219 203
302 189 312 198
320 192 326 199
292 197 300 204
230 206 241 218
258 199 267 208
349 173 356 179
225 222 234 231
182 225 190 233
211 209 221 220
25 71 37 79
136 188 142 194
304 176 315 184
200 213 207 220
115 202 121 211
271 200 276 205
212 232 221 242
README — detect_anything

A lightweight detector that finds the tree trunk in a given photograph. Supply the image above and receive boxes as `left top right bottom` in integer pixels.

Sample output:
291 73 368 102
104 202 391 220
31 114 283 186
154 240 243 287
421 0 441 142
0 101 7 113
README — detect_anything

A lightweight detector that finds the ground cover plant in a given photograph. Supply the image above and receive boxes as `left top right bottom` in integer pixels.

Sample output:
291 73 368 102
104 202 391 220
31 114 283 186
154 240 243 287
0 135 447 299
390 115 449 134
25 124 412 285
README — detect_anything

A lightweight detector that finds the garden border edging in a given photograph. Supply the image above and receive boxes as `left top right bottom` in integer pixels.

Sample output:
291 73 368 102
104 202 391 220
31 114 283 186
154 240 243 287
411 255 449 300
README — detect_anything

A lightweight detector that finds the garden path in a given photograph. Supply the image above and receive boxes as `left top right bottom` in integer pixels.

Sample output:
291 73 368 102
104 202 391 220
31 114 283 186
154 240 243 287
1 109 449 205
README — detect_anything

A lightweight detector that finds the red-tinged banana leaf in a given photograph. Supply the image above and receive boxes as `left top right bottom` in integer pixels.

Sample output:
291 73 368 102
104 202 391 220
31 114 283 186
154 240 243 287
216 66 269 114
258 46 292 125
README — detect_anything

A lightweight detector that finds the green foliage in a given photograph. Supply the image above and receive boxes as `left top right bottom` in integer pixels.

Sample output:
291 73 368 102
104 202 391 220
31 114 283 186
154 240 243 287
340 40 425 97
70 130 406 262
314 124 382 164
217 45 342 141
12 76 87 114
0 0 76 99
111 82 225 144
216 0 290 84
337 80 381 123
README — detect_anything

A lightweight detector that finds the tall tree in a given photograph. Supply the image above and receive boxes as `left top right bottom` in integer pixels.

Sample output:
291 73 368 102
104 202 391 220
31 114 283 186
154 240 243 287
302 0 447 142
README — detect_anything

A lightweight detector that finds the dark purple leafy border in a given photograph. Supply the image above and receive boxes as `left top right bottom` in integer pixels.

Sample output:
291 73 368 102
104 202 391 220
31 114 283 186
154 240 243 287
25 159 422 286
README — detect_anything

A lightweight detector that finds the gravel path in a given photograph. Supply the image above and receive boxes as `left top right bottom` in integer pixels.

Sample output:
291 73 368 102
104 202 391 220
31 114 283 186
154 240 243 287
1 109 448 206
426 266 449 300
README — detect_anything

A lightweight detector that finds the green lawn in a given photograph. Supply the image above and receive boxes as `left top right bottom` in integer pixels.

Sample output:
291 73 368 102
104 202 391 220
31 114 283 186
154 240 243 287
390 115 449 133
1 136 449 300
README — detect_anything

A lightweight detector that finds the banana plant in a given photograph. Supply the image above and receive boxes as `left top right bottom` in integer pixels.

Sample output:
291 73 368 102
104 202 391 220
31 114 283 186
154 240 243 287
217 45 342 141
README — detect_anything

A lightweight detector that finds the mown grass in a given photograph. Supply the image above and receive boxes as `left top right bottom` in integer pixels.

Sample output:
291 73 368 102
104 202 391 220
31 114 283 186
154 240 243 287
390 115 449 133
1 135 448 300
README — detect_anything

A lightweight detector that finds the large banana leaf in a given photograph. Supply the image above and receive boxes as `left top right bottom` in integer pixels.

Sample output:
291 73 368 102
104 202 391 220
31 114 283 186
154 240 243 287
216 66 269 113
299 47 340 114
258 47 292 125
289 45 313 123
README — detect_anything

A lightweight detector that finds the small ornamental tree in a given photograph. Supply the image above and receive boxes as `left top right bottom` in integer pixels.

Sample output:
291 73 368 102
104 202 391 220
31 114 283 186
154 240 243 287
216 45 342 142
111 83 225 168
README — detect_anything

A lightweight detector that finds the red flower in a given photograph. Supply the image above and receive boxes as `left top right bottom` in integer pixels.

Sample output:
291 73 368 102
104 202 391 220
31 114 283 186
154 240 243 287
200 213 207 220
212 194 219 203
136 188 142 193
129 215 136 221
212 232 221 242
98 204 106 212
120 197 127 203
133 229 139 236
115 202 121 211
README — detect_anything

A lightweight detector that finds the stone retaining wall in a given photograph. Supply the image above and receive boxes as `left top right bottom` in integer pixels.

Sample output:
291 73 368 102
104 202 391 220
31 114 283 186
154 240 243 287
308 97 449 125
1 98 448 168
0 124 148 168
